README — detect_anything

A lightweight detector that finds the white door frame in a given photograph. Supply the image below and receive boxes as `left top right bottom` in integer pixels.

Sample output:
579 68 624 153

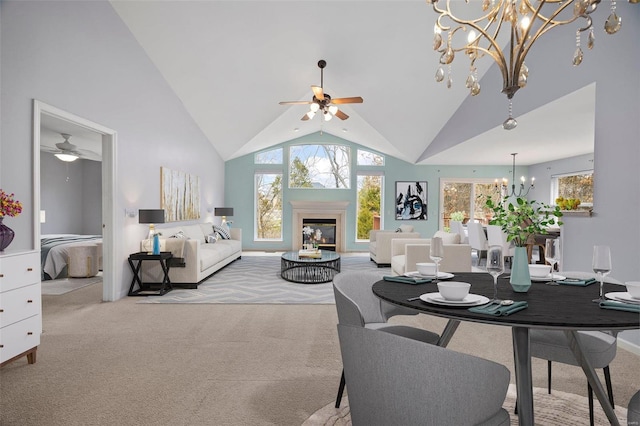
33 100 119 302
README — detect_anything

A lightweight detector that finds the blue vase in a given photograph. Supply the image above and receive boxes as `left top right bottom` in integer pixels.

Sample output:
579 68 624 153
510 246 532 293
152 234 160 255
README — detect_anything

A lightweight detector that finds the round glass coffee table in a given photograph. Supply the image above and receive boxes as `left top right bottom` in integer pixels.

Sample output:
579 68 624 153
281 251 341 284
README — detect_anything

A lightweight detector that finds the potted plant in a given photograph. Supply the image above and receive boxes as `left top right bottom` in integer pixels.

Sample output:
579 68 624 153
485 196 563 292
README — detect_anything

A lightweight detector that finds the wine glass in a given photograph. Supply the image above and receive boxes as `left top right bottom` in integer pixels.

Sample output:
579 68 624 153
544 238 561 285
592 245 612 303
486 245 505 302
430 237 444 283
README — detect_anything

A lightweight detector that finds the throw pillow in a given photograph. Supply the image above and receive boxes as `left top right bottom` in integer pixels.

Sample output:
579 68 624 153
433 230 461 245
395 227 402 233
206 233 218 243
399 224 414 233
213 224 231 240
171 231 187 239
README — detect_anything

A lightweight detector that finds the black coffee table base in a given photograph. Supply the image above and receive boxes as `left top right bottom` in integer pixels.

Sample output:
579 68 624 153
281 252 341 284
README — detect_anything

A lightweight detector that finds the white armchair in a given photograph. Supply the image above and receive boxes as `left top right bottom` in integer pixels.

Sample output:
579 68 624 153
390 238 472 275
369 229 420 267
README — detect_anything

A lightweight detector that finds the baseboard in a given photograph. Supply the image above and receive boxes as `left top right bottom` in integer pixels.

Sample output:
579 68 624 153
618 335 640 356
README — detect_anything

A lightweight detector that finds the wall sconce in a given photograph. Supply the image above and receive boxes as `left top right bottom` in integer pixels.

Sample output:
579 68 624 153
214 207 234 229
40 210 46 224
125 208 137 218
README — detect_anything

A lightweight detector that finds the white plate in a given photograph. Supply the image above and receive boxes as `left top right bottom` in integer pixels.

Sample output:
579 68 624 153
407 271 455 280
419 292 490 307
605 292 640 304
530 274 566 282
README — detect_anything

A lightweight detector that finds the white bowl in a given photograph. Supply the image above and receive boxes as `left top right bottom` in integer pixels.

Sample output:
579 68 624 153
437 281 471 301
625 281 640 299
416 262 436 276
528 264 551 278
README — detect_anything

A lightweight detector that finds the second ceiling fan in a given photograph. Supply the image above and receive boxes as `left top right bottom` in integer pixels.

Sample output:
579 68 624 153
279 60 363 121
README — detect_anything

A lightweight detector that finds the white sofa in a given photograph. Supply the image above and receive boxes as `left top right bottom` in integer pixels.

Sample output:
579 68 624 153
140 223 242 288
369 227 420 267
390 237 472 276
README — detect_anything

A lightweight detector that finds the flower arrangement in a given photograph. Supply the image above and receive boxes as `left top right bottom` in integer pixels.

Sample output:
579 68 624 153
485 196 563 247
302 225 322 248
0 190 23 218
450 211 466 222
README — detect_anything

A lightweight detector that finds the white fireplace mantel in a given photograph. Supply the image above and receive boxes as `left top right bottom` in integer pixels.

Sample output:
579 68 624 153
290 201 349 252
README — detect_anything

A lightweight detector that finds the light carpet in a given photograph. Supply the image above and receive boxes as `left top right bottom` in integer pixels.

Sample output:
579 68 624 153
137 254 389 304
41 274 103 295
302 385 629 426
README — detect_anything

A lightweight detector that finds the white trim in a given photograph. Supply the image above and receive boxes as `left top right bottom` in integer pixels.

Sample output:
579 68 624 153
618 335 640 356
33 100 119 302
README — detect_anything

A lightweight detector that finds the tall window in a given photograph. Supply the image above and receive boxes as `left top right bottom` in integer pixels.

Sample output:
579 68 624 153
551 171 594 206
255 172 282 240
440 179 501 229
356 173 383 240
289 144 350 189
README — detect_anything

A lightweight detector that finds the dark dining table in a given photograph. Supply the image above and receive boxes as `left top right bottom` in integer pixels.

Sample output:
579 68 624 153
372 272 639 426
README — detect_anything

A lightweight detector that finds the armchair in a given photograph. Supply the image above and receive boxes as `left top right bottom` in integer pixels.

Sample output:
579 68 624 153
390 238 472 276
369 228 420 267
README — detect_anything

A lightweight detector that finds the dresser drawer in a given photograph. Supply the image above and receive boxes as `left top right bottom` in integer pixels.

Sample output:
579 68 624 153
0 251 40 292
0 315 41 364
0 283 41 328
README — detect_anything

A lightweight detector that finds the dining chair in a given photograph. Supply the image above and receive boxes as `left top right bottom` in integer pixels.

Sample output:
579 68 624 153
486 225 514 265
528 271 623 426
332 271 440 408
467 221 488 266
628 389 640 424
450 220 468 244
337 324 511 425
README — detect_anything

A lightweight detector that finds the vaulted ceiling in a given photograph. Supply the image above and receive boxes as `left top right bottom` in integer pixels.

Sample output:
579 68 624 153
44 1 598 166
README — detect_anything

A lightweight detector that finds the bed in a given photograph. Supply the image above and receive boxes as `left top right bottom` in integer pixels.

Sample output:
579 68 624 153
41 234 103 280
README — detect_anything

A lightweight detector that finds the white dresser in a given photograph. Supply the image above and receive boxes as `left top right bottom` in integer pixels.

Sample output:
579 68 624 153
0 249 42 367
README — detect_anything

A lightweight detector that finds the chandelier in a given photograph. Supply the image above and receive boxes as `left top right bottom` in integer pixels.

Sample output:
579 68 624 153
495 153 535 197
426 0 631 130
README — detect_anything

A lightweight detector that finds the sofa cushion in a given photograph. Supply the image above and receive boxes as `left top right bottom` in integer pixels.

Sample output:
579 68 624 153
182 224 206 242
434 230 460 245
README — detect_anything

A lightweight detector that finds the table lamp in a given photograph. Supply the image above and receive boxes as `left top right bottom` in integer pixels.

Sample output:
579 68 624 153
139 209 165 251
214 207 234 229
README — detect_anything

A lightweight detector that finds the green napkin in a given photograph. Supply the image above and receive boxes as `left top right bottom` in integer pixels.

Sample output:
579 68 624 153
599 300 640 313
558 278 597 286
468 301 528 316
383 275 432 285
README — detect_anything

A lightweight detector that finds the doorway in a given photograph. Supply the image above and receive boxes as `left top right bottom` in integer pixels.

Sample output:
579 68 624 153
33 100 119 301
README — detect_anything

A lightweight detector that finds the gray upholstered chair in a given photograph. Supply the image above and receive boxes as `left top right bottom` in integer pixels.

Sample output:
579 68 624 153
529 271 623 426
628 390 640 424
337 324 511 425
332 271 440 408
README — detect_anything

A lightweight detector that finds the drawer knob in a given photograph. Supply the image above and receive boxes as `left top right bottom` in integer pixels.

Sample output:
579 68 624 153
0 344 3 348
0 274 4 278
27 300 33 303
27 268 33 272
0 309 3 313
27 332 33 335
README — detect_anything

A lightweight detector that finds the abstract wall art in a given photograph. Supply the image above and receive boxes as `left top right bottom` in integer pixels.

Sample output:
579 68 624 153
395 181 427 220
161 167 200 222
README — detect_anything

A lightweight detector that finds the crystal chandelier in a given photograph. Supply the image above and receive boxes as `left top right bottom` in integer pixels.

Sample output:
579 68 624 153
495 153 535 197
427 0 631 130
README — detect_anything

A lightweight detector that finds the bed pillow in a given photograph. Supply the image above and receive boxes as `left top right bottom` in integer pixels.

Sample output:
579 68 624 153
213 224 231 240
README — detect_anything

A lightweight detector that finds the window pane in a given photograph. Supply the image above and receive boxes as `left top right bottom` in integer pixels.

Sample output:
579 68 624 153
557 173 593 204
255 173 282 239
357 149 384 166
289 144 350 189
474 183 501 222
255 148 283 164
357 174 382 240
443 182 471 227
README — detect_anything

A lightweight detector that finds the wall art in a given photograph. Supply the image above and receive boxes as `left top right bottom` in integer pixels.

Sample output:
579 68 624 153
395 181 427 220
161 167 200 222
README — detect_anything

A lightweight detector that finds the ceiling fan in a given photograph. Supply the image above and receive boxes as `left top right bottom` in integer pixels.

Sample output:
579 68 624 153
41 133 101 162
279 59 363 121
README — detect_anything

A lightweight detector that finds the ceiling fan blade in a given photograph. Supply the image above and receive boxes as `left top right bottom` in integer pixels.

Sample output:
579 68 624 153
331 96 363 104
335 109 349 120
311 85 325 101
301 114 310 121
279 100 312 105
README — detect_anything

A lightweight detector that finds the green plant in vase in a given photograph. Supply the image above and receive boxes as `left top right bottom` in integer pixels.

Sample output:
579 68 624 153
485 196 563 292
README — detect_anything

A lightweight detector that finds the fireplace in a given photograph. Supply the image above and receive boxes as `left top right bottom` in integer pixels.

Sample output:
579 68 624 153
290 201 349 252
303 219 337 251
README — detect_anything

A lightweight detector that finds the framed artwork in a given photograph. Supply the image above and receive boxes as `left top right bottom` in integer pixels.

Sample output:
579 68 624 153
161 167 200 222
395 181 427 220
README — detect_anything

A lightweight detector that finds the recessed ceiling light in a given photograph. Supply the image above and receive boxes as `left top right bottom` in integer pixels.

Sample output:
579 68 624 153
342 128 348 132
293 128 300 132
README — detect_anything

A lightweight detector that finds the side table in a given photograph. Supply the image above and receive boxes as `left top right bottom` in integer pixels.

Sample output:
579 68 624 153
128 252 173 296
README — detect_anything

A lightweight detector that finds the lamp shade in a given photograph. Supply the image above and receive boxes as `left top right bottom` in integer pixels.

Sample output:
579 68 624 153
214 207 234 217
139 209 165 224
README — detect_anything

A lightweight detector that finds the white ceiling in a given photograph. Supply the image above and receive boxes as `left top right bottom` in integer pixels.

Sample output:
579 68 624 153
45 1 596 167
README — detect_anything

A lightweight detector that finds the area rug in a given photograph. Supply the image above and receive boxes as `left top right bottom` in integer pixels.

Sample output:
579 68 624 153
41 274 102 295
302 385 628 426
137 254 389 304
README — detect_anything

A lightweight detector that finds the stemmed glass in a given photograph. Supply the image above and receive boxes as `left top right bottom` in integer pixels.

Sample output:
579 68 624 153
430 237 444 283
544 238 561 285
486 245 504 302
592 245 612 303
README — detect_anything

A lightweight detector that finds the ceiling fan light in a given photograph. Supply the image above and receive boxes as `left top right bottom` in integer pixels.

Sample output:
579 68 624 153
328 105 338 115
306 111 316 120
309 102 320 112
323 111 332 121
55 153 79 162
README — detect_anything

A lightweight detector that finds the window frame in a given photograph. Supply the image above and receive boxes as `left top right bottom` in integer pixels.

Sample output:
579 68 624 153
287 143 351 189
254 171 283 241
355 171 384 242
550 169 594 207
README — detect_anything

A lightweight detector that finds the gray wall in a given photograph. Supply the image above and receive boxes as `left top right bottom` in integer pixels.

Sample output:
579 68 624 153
40 152 102 235
1 1 225 298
